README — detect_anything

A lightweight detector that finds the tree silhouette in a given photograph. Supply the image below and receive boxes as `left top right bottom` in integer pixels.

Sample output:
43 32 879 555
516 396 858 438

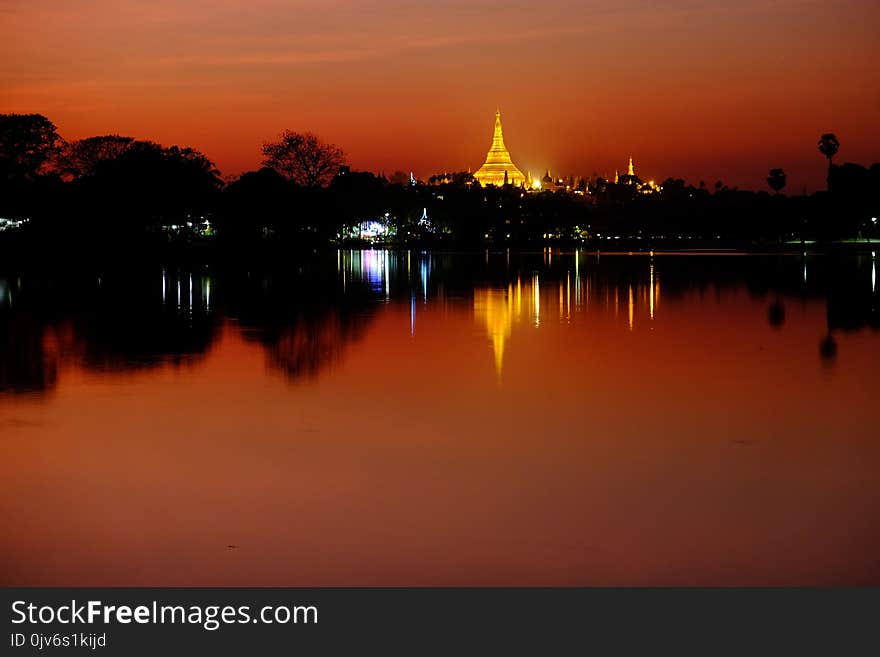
817 133 840 191
163 145 222 184
0 113 63 181
60 135 135 178
68 141 222 232
262 131 347 188
766 168 786 193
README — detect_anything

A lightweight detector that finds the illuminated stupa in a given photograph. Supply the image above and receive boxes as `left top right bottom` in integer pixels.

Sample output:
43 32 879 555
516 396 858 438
473 110 526 187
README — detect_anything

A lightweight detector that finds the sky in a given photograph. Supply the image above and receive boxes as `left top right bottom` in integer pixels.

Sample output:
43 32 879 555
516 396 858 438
1 0 878 190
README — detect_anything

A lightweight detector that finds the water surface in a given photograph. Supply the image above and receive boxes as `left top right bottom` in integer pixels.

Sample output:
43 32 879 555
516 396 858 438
1 250 878 585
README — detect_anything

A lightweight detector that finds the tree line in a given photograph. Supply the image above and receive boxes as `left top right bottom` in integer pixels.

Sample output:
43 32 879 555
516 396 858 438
1 113 878 249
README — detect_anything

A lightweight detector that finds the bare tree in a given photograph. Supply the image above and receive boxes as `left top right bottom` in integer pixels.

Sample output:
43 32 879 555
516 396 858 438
261 131 346 188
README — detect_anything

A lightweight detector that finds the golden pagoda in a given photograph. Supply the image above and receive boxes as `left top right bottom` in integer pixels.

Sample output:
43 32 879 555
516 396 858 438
473 110 526 187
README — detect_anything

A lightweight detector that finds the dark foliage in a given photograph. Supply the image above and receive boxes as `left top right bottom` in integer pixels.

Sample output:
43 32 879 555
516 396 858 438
1 116 878 250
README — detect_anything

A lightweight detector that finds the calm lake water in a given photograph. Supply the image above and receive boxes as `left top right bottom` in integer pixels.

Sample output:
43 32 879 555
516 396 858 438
1 250 878 585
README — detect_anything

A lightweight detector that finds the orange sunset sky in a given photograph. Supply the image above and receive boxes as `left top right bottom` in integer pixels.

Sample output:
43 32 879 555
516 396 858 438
1 0 878 190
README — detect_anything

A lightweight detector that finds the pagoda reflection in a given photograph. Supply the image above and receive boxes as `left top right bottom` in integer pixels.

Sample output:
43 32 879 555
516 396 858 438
472 258 663 379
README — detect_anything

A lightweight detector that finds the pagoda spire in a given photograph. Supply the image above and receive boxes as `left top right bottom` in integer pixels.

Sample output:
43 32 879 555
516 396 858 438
491 110 506 153
627 156 635 177
473 109 526 187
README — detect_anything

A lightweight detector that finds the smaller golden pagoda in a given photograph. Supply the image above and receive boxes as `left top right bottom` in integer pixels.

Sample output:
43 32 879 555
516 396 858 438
473 110 526 187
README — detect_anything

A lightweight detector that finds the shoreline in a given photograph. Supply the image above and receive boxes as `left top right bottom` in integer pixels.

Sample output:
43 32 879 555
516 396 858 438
1 233 877 265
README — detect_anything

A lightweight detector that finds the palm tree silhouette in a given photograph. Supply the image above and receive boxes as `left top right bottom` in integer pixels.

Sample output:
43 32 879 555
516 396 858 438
817 133 839 191
766 168 786 193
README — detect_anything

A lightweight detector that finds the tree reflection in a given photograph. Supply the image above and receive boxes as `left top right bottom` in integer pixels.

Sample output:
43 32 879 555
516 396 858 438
767 298 786 328
256 313 367 380
0 311 58 393
819 333 838 363
819 255 878 363
0 252 878 393
208 259 376 381
0 268 218 393
76 269 217 371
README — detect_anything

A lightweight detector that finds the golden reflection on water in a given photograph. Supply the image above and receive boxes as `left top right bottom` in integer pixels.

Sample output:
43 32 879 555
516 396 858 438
473 287 512 378
472 261 661 378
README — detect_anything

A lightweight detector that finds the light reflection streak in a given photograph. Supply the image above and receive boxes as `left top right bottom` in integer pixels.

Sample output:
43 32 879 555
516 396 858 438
421 259 428 302
628 285 634 330
384 251 389 300
566 272 570 321
558 281 563 320
533 274 540 326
